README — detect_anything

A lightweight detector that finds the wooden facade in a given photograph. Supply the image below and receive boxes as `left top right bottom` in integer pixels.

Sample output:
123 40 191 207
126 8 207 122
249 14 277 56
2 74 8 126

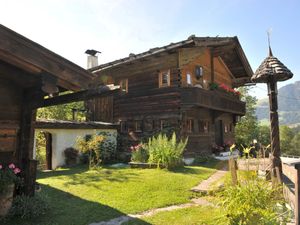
0 25 99 195
88 36 253 156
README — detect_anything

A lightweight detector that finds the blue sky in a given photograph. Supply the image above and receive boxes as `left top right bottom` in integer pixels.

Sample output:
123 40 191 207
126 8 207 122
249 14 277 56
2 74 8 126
1 0 299 99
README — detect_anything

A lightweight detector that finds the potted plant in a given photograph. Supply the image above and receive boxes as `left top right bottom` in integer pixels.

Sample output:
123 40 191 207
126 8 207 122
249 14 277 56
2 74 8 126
0 163 21 217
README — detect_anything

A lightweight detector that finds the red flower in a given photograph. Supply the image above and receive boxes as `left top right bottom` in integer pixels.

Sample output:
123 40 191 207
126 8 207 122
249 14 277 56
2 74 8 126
0 164 2 169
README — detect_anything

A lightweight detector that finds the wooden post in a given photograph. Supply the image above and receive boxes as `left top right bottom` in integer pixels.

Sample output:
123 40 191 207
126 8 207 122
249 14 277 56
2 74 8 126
210 49 215 83
268 77 282 183
295 163 300 225
229 157 238 185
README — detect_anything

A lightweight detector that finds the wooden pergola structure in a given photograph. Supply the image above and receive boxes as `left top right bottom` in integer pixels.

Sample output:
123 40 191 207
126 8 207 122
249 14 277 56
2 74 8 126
0 24 119 195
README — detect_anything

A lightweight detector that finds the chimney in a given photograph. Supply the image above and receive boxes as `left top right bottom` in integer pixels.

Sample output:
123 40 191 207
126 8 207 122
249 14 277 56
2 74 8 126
85 49 101 69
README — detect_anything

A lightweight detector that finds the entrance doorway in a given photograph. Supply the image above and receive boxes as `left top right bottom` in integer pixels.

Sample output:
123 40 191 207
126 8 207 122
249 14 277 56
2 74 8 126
35 131 52 170
215 120 224 146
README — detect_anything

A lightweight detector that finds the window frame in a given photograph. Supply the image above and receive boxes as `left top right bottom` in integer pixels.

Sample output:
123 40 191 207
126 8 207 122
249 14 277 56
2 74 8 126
186 72 193 86
159 69 171 88
120 79 128 93
187 119 194 133
134 121 143 132
120 121 128 133
198 120 210 133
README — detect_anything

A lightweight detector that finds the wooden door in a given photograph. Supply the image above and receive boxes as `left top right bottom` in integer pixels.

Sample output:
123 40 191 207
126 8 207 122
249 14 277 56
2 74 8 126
215 120 224 146
44 132 52 170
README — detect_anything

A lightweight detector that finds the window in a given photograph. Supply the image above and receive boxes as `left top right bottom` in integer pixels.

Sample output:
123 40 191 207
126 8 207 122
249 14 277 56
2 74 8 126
135 121 142 132
144 120 154 132
120 121 128 133
120 79 128 93
159 69 170 87
187 119 194 133
160 119 170 130
186 73 192 86
195 66 203 80
199 121 209 133
224 124 229 133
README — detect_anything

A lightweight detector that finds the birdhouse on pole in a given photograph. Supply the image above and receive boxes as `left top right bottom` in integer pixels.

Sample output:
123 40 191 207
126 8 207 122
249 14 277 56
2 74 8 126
251 34 293 183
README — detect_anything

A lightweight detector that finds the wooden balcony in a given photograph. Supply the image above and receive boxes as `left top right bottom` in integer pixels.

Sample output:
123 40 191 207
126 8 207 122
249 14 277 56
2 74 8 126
181 87 246 115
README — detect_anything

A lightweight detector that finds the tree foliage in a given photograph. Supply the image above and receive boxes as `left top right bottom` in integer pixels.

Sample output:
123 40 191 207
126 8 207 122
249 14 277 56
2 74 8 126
257 125 270 146
235 87 259 146
36 91 86 121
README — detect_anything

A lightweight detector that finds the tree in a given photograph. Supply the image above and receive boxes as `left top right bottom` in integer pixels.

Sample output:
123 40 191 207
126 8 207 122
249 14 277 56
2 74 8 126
290 132 300 156
279 125 294 155
36 91 85 121
235 87 259 146
258 125 270 146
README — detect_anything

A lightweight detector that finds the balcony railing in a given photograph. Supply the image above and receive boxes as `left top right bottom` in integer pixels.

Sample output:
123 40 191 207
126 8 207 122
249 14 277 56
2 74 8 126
181 87 246 115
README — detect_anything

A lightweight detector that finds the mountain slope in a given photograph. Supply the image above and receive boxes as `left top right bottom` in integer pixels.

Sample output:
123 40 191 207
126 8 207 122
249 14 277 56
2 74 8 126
256 81 300 125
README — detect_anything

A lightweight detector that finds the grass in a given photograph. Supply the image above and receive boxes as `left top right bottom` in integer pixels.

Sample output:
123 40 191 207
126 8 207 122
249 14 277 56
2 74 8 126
123 206 228 225
3 162 219 225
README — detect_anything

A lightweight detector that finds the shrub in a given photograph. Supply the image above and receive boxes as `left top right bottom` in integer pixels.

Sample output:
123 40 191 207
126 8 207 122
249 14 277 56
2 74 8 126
220 178 289 225
8 193 49 219
97 131 117 163
64 147 79 166
131 144 149 163
76 135 105 168
146 132 187 169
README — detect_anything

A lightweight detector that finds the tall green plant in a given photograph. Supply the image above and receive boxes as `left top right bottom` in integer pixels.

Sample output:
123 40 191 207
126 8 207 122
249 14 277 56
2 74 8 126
147 132 187 169
220 178 288 225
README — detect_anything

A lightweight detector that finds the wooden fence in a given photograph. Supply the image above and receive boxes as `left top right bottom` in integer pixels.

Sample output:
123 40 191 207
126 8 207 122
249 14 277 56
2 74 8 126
230 157 299 224
282 161 300 224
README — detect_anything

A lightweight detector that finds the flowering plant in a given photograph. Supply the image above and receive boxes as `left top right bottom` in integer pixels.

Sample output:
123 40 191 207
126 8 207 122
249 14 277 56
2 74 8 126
0 163 21 193
212 143 224 154
130 143 149 163
209 82 241 96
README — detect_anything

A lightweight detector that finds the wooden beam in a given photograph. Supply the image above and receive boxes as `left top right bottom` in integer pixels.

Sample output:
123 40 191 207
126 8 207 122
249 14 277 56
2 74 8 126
34 87 121 109
210 49 215 83
0 24 94 90
0 60 41 87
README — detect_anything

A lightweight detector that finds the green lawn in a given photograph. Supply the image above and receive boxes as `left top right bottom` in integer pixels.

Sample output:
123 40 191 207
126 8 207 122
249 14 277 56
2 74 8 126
4 163 219 225
123 206 228 225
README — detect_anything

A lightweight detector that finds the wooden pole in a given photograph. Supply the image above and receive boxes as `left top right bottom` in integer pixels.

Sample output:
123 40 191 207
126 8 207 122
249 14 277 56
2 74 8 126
295 163 300 225
268 77 282 184
229 157 238 185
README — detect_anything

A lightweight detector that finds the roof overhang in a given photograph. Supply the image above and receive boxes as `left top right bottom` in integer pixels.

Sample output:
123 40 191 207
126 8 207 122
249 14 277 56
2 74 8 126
90 36 253 86
0 24 95 91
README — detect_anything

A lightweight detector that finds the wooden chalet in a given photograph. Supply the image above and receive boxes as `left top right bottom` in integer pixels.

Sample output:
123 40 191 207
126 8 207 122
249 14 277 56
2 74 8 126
0 24 118 195
87 35 253 156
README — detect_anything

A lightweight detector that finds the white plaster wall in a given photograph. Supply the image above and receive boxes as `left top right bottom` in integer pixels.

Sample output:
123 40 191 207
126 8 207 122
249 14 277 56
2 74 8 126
34 129 117 169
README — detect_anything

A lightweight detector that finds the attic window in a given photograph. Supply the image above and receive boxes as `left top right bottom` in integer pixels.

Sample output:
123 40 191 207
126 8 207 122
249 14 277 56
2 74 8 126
187 73 192 86
120 79 128 93
159 69 170 87
195 66 203 80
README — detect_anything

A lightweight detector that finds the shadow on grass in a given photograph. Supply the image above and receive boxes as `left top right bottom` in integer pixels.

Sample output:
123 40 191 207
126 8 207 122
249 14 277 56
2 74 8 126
169 160 222 174
63 167 140 188
1 184 151 225
38 165 140 189
37 165 89 179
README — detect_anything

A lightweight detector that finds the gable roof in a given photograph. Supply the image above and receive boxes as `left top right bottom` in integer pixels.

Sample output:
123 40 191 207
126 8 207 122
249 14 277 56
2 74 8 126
0 24 95 91
90 35 253 80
